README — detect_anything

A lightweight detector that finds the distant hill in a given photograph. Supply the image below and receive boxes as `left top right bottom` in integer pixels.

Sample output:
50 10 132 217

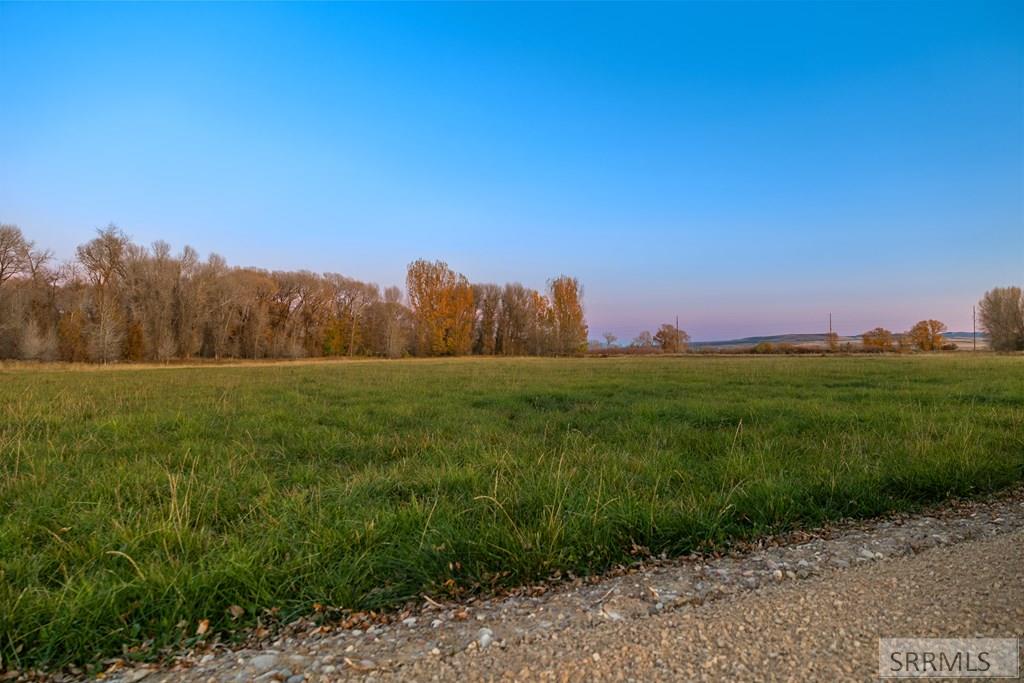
690 333 852 348
943 331 985 340
691 331 987 348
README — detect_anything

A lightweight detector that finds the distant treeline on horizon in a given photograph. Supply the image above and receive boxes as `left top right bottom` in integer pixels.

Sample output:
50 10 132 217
1 223 1021 363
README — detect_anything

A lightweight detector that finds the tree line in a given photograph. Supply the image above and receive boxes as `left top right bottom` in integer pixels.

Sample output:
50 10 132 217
3 223 1021 362
0 224 588 362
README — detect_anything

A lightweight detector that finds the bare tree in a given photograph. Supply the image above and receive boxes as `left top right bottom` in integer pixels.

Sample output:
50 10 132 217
77 226 130 362
0 224 32 287
979 286 1024 351
381 286 411 358
473 283 502 355
497 283 531 355
630 330 654 348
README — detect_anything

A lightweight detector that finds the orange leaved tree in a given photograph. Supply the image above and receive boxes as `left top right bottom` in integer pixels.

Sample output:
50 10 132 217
862 327 894 351
405 259 474 356
907 319 947 351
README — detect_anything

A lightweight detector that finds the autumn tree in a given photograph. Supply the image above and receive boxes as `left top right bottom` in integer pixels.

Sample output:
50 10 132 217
406 259 475 356
527 290 554 355
861 327 894 351
548 275 587 354
907 319 947 351
979 286 1024 351
653 323 689 352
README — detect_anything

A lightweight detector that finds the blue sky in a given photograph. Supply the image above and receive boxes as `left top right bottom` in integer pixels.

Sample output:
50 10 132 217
1 1 1021 341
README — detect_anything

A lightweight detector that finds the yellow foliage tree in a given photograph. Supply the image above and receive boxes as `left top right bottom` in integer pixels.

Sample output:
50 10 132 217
548 275 588 354
861 327 894 351
907 319 947 351
406 259 474 356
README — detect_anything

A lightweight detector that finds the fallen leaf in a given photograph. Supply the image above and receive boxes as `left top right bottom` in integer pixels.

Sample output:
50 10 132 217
343 657 376 671
228 605 245 620
196 619 209 636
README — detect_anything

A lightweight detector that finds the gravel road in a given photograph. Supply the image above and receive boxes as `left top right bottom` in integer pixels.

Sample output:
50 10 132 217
392 526 1023 682
102 491 1023 683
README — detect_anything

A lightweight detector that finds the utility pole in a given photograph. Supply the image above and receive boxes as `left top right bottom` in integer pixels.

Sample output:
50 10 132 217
973 306 976 352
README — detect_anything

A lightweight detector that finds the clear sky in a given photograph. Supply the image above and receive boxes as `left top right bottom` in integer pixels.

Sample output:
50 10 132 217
1 1 1021 341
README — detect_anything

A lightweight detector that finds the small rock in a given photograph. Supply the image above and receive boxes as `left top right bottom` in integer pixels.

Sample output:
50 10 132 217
402 617 418 627
477 627 494 648
286 676 305 683
430 647 441 656
249 654 280 673
431 618 443 628
772 569 784 582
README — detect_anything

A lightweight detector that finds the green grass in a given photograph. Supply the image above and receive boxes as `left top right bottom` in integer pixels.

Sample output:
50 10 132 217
1 355 1022 670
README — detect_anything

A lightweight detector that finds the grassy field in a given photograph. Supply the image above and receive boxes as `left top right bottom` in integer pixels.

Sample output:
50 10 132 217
1 356 1022 670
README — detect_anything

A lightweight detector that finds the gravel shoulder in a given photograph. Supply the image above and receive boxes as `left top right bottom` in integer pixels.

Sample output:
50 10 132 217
102 490 1024 683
